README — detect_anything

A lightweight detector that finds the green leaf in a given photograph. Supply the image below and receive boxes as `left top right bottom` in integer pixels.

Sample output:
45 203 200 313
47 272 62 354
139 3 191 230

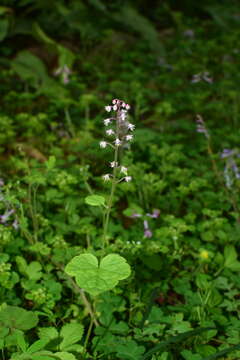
224 245 240 271
85 195 105 206
55 352 77 360
113 6 165 54
0 19 8 42
141 327 215 359
65 253 131 296
45 156 56 170
0 306 38 331
11 51 48 86
60 323 84 350
27 339 48 354
26 262 42 281
0 6 12 15
181 350 202 360
116 340 145 360
17 331 28 352
202 344 240 359
38 327 58 341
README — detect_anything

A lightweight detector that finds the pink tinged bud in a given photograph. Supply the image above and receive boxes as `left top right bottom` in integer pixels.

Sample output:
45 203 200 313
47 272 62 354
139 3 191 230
110 161 118 168
128 123 135 131
102 174 111 181
104 118 111 126
105 106 112 112
112 99 117 104
114 138 121 146
106 129 114 136
125 176 132 182
125 104 130 110
100 141 107 148
126 134 133 141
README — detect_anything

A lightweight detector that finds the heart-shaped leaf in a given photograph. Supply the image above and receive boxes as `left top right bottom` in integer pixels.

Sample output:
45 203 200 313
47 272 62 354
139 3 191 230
85 195 105 206
65 254 131 296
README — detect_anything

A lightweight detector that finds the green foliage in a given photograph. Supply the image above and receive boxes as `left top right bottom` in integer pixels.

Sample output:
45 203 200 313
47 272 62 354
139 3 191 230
85 195 105 207
1 2 240 359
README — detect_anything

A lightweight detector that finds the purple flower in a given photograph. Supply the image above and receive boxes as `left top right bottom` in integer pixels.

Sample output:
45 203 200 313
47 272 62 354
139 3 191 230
191 72 213 84
54 64 71 84
196 115 210 139
0 209 15 223
221 149 235 158
12 218 19 230
144 229 153 238
146 209 160 218
183 29 195 38
143 220 152 238
130 213 142 218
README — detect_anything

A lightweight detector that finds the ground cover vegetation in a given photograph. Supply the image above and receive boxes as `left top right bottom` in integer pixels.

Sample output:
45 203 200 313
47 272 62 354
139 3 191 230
1 0 240 359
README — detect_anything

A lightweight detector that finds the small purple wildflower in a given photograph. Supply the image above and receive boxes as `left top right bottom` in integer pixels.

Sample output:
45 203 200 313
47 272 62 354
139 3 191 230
146 209 160 218
0 209 15 224
221 149 235 158
183 29 195 38
12 218 19 230
192 72 213 84
196 114 210 139
130 213 142 218
143 220 152 238
54 65 71 84
221 148 240 187
144 229 153 238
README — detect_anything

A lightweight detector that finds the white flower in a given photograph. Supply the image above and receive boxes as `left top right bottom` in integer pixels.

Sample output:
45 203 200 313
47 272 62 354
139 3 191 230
106 129 114 136
105 106 112 112
114 138 121 146
104 118 111 126
120 166 128 174
128 123 135 131
125 104 130 110
110 161 118 168
126 134 133 141
120 110 127 121
102 174 111 181
113 105 118 111
125 176 132 182
100 141 107 148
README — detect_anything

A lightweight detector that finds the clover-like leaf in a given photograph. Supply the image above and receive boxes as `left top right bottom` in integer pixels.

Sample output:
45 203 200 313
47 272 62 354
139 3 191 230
85 195 105 206
65 254 131 296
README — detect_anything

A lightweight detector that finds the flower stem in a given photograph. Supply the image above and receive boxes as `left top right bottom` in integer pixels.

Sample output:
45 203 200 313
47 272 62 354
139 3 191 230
102 110 121 248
